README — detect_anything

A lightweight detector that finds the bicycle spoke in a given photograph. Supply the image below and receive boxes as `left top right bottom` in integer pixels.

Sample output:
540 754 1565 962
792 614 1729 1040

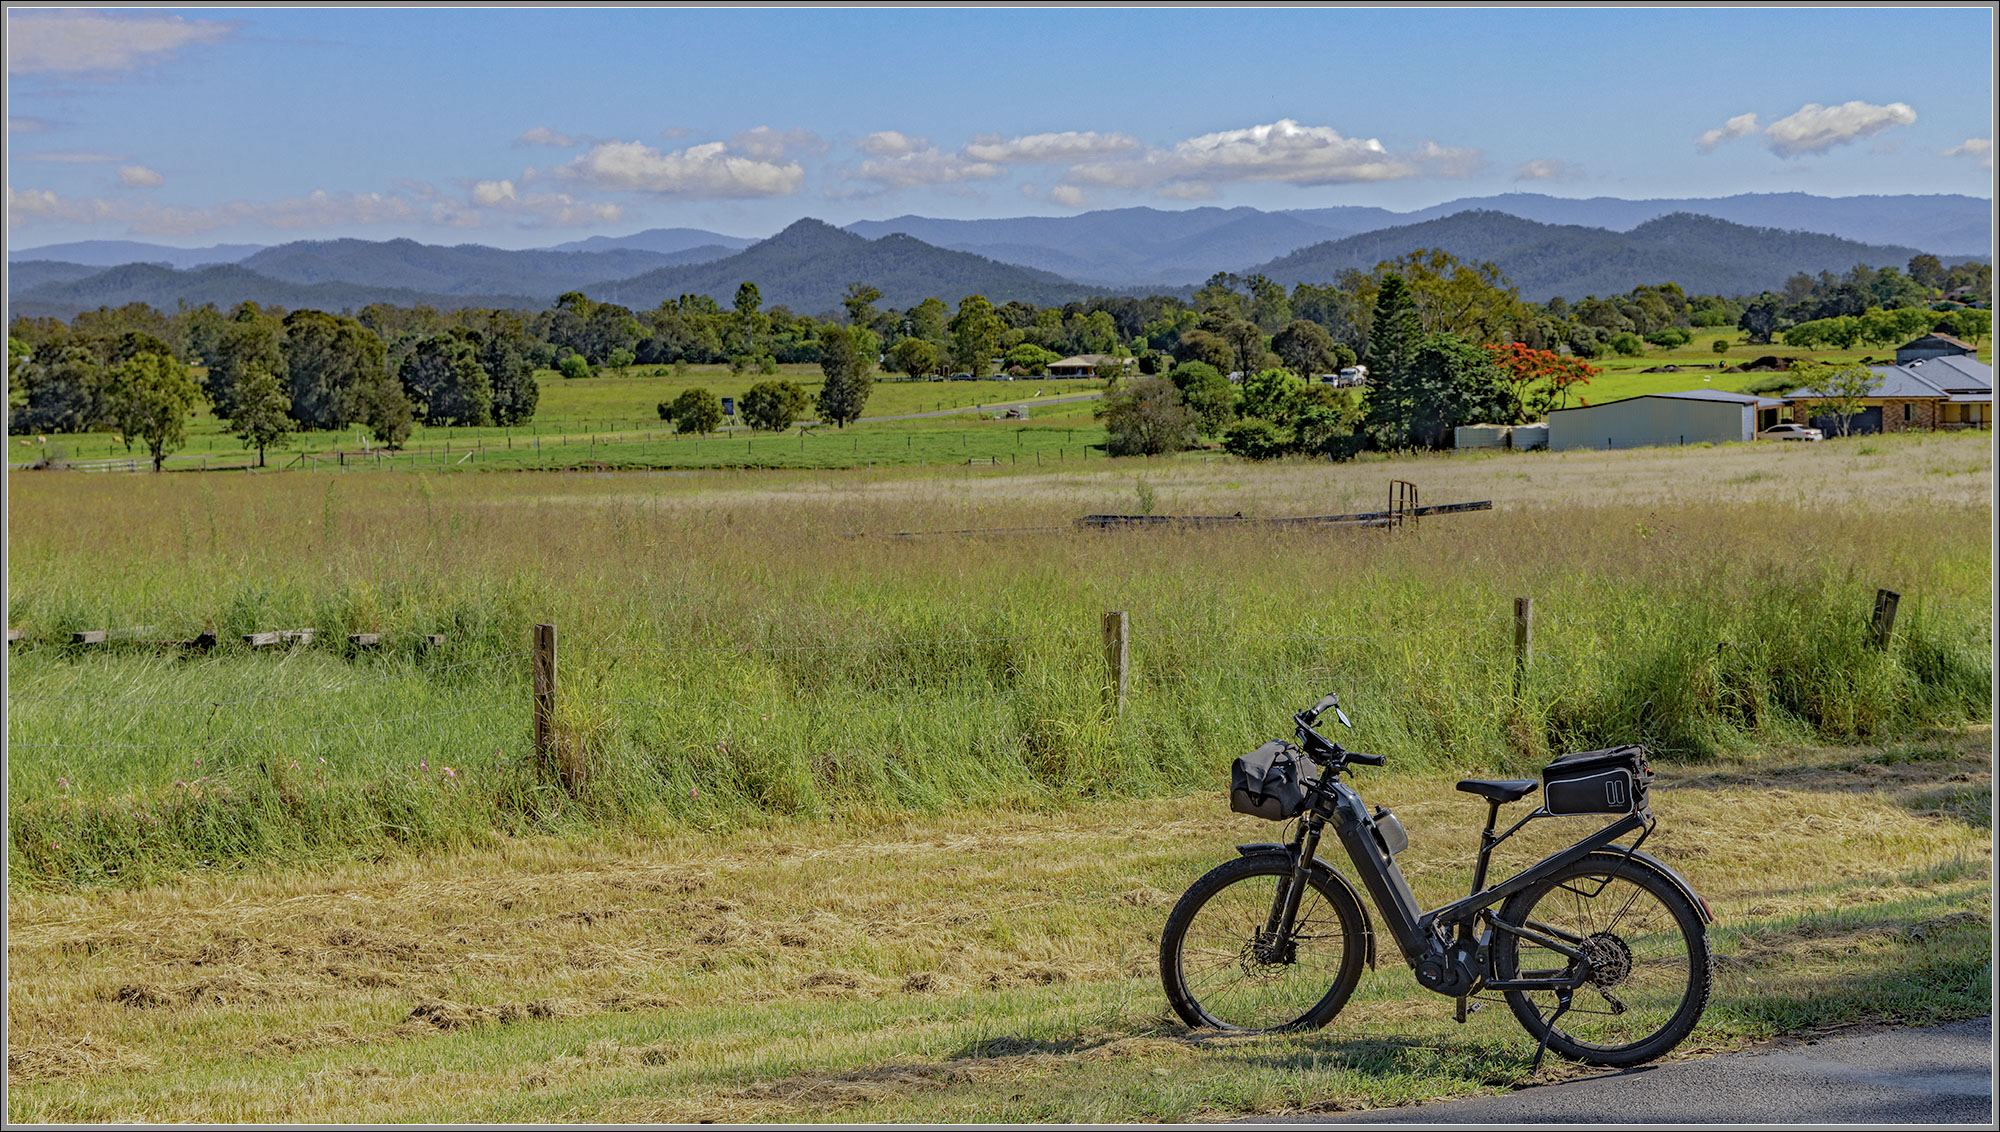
1499 862 1706 1066
1164 858 1362 1032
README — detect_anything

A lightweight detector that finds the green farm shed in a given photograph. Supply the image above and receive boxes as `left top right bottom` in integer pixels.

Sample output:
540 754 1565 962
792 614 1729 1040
1546 389 1788 451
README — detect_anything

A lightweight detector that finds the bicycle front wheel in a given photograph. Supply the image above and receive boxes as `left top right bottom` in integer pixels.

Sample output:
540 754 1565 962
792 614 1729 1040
1493 853 1712 1067
1159 854 1367 1033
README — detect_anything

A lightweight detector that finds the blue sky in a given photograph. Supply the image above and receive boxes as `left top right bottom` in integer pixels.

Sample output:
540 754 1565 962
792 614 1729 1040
6 6 1994 250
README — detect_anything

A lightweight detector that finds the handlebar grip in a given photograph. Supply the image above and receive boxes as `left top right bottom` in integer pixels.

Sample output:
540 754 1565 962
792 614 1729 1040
1345 751 1387 767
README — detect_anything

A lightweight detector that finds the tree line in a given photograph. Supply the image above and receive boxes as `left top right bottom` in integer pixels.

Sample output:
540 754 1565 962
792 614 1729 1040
8 247 1989 467
1095 250 1988 461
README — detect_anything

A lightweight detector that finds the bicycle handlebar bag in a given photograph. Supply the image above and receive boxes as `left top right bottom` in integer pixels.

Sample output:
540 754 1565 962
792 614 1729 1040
1230 741 1317 820
1542 745 1651 816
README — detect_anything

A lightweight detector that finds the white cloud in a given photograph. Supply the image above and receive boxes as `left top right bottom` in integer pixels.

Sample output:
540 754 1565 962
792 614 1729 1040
118 165 163 188
963 130 1142 164
1696 112 1760 153
728 126 826 160
9 116 52 134
7 181 620 236
1153 182 1218 200
1410 139 1483 178
20 150 119 163
1943 138 1993 168
462 184 620 227
856 130 925 156
7 9 239 75
471 179 516 205
1049 184 1089 208
846 147 1006 190
514 126 578 148
6 186 84 225
1066 119 1482 193
553 139 805 197
7 186 414 234
1513 157 1582 182
1762 101 1916 157
1018 182 1038 198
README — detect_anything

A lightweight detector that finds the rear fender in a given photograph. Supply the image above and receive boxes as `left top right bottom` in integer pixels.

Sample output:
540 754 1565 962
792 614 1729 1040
1235 842 1377 969
1621 849 1715 924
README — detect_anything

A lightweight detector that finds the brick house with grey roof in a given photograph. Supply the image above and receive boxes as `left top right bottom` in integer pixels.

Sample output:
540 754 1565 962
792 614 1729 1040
1784 335 1991 434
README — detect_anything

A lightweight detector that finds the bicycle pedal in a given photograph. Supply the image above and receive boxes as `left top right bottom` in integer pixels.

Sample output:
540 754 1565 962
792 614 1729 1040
1454 996 1483 1023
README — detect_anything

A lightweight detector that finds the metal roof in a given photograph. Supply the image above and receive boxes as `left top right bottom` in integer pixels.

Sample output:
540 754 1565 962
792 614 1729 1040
1786 355 1993 400
1549 389 1784 414
1906 354 1992 392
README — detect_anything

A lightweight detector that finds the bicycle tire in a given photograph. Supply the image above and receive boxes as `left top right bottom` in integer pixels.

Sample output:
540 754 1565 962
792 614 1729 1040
1159 854 1368 1033
1492 851 1712 1067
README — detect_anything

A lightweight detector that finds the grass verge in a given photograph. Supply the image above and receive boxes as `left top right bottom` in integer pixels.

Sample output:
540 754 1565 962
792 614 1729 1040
5 727 1989 1123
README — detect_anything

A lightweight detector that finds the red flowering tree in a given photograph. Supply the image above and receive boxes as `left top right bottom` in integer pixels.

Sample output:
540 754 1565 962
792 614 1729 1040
1482 342 1597 419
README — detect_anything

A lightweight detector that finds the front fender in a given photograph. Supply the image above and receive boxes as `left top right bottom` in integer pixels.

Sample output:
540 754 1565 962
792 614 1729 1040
1235 842 1377 969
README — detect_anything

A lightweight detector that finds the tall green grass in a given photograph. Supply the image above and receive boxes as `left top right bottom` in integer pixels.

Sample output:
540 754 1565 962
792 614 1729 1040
6 458 1989 887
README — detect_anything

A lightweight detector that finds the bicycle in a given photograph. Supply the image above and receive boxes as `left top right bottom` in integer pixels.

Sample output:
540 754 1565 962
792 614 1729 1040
1159 692 1714 1070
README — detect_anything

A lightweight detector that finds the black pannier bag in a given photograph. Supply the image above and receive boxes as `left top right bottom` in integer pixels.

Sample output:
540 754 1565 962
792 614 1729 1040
1542 745 1651 816
1230 741 1318 820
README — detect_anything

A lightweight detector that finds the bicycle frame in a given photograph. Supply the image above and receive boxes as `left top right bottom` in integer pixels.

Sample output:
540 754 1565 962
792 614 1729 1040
1170 698 1715 1069
1265 730 1684 1002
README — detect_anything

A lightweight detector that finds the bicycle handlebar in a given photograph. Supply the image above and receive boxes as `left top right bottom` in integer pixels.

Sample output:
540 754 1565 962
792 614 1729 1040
1295 714 1386 769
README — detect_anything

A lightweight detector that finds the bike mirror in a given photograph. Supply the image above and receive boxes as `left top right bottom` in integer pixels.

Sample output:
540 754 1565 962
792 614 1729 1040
1334 706 1352 729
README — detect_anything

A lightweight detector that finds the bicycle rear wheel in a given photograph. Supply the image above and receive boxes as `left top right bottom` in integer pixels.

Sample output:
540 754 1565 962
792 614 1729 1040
1492 853 1712 1067
1159 854 1367 1032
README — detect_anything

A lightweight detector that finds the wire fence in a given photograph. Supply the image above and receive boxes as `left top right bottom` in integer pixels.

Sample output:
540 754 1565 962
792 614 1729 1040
5 603 1561 768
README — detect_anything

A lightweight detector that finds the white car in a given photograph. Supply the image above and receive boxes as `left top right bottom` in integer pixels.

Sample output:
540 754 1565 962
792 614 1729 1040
1757 422 1823 442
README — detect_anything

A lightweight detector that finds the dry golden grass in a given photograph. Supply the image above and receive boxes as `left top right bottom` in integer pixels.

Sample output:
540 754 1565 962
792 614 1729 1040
7 725 1988 1123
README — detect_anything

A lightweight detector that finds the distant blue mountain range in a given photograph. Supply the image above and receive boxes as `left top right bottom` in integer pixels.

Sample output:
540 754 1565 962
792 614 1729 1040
7 193 1988 319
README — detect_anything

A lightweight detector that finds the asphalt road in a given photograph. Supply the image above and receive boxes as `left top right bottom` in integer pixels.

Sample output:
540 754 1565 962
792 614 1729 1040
1270 1017 1993 1125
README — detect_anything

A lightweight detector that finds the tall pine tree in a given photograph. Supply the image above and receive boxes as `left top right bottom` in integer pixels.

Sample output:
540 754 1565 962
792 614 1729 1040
1363 273 1424 449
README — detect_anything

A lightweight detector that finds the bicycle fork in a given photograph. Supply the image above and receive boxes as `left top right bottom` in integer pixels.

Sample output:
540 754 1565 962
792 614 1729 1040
1260 820 1329 960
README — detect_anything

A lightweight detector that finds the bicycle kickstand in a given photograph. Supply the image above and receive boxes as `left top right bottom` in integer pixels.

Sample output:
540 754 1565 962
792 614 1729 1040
1530 988 1574 1074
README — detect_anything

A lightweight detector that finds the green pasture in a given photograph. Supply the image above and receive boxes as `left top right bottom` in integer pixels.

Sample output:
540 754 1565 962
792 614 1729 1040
10 331 1993 472
9 366 1107 472
1576 327 1993 402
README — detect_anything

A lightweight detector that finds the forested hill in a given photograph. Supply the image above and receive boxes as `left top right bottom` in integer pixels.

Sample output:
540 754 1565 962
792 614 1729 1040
8 209 1981 321
234 238 723 297
7 262 540 322
1250 212 1937 301
844 206 1349 286
578 218 1103 313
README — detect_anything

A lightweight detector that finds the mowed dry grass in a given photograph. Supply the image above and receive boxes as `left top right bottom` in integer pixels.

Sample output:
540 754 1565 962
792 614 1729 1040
6 725 1989 1123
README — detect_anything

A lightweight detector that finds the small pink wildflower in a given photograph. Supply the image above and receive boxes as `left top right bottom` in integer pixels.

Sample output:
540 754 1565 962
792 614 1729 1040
444 766 456 779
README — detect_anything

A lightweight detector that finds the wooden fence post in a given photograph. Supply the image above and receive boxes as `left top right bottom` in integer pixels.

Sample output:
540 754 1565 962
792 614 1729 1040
1513 597 1534 697
1102 610 1129 714
1870 589 1900 649
533 622 558 759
